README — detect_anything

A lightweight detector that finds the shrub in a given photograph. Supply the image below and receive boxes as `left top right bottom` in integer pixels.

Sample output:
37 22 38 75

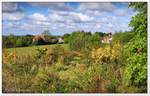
69 31 102 51
3 35 33 48
33 45 66 66
31 70 67 93
63 33 70 43
91 43 123 64
16 38 25 47
123 3 147 91
112 31 135 45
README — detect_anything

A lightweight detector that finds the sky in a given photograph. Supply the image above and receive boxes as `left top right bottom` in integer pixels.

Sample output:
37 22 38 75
2 2 136 36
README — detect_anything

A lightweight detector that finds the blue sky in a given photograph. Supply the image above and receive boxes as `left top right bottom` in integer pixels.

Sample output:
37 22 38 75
2 2 136 36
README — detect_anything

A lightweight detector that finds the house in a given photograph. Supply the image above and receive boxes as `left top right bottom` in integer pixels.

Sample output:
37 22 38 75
32 34 50 43
101 33 112 44
58 37 64 44
32 34 64 44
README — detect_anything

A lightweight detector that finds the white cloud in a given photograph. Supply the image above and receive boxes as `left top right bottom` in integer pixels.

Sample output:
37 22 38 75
95 24 101 28
107 23 113 28
86 10 102 16
7 22 14 28
20 23 35 30
2 2 135 35
101 17 108 22
29 13 47 21
49 12 65 22
70 12 94 22
3 12 25 21
48 11 94 23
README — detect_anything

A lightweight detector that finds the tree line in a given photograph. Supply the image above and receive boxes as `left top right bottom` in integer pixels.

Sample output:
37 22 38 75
2 30 106 48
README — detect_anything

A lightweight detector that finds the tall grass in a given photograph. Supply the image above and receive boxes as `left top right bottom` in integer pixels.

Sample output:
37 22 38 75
2 43 144 93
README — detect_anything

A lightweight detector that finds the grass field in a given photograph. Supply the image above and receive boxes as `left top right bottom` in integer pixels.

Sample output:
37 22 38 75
3 44 69 56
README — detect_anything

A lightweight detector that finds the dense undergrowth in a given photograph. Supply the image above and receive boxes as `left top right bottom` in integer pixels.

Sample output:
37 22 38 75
2 42 146 93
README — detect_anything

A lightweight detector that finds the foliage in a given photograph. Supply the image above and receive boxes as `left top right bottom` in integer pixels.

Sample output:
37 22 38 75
123 2 147 90
3 34 16 48
16 38 26 47
2 52 35 93
3 35 33 48
112 31 135 45
31 70 67 93
69 31 86 51
35 48 48 59
3 41 145 93
95 32 105 37
69 31 102 51
63 33 70 43
86 32 102 48
91 43 123 64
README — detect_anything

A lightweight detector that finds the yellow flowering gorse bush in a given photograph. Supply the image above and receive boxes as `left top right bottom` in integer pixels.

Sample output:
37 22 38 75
91 43 123 63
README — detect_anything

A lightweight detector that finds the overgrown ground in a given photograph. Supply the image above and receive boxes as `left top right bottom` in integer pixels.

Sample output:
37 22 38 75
2 43 146 93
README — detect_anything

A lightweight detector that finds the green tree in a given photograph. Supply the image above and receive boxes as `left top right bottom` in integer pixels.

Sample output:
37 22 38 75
7 33 16 47
63 33 70 43
112 31 134 45
16 39 23 47
69 31 86 51
95 32 105 37
69 31 101 51
16 38 26 47
124 2 147 91
87 32 102 48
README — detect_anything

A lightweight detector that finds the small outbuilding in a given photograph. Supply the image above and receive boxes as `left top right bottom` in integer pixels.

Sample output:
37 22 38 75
58 37 64 44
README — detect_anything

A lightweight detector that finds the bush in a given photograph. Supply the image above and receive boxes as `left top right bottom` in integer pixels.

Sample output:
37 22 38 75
16 38 25 47
31 70 67 93
91 43 123 64
63 33 70 43
69 31 102 51
112 31 134 45
32 39 46 45
3 35 33 48
123 3 147 91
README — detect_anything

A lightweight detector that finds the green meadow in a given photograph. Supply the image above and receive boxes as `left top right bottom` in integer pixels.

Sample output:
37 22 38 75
4 44 69 56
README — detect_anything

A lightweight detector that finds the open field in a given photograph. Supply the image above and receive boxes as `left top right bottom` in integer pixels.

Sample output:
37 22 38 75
3 44 69 56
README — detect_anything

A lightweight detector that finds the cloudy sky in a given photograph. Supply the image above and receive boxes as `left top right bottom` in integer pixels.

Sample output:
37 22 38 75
2 2 136 36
